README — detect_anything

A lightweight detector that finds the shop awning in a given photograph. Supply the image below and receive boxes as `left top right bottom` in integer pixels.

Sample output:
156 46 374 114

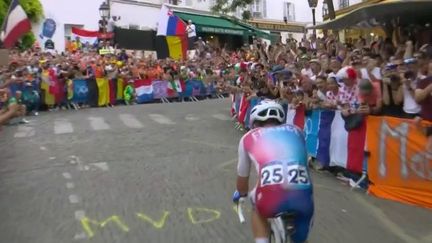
174 11 247 36
231 19 277 41
309 0 432 30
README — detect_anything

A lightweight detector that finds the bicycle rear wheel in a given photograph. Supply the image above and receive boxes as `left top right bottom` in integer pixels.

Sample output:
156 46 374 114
269 218 287 243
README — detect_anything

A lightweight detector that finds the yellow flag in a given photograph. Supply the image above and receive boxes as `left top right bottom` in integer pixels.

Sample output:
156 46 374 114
96 78 110 106
166 36 183 60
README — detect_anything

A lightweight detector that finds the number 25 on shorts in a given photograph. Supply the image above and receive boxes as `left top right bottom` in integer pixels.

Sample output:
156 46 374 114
287 165 309 185
260 164 310 187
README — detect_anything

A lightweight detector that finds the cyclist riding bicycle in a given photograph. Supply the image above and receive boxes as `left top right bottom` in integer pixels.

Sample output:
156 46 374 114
232 100 314 243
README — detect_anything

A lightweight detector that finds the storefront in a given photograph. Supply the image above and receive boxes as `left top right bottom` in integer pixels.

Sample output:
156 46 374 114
174 11 275 49
247 20 306 43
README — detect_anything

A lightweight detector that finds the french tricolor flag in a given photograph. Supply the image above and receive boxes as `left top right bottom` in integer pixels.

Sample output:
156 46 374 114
285 104 306 130
1 0 31 48
135 79 154 104
305 110 366 173
328 111 366 173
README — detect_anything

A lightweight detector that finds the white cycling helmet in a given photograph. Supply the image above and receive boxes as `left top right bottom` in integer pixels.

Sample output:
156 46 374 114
250 100 285 126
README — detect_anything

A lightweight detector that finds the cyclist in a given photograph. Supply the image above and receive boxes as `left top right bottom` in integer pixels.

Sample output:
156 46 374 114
232 100 314 243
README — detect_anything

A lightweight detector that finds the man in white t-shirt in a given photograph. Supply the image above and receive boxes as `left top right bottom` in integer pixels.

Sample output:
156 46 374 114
186 20 196 50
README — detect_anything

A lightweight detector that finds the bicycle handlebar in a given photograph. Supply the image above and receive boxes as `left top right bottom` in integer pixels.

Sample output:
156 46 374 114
236 197 246 224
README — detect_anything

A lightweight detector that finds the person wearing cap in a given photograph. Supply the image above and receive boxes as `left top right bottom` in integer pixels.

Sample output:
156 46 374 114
308 58 322 81
336 66 360 111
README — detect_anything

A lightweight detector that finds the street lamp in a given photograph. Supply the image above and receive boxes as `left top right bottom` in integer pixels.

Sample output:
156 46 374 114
99 1 110 34
99 2 110 19
308 0 318 34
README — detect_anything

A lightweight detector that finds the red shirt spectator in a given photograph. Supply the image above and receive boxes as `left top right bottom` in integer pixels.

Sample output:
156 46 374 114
415 76 432 121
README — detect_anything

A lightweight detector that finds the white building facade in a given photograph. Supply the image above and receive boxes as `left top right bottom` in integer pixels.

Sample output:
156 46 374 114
236 0 324 42
34 0 324 52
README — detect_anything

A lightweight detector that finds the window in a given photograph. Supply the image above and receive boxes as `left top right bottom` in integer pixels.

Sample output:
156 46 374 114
339 0 349 8
166 0 180 5
250 0 266 18
322 2 329 16
284 2 295 21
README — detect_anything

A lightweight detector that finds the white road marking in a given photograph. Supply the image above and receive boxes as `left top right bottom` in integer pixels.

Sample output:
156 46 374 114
88 117 110 130
149 114 175 125
212 113 231 121
119 113 144 128
14 126 35 138
74 210 86 220
49 157 56 160
69 194 80 204
66 182 75 189
90 162 109 171
54 119 74 134
62 172 72 179
185 114 200 121
40 146 47 151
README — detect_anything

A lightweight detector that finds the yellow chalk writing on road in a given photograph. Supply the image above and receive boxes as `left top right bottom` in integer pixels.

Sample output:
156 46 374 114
80 215 130 238
187 207 221 224
136 211 170 229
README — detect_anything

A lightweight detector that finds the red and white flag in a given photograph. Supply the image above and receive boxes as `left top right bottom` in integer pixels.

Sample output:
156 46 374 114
71 27 98 45
71 27 114 45
1 0 31 48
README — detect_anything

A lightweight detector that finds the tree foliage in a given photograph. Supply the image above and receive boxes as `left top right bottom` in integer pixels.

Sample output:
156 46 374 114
211 0 254 20
0 0 43 49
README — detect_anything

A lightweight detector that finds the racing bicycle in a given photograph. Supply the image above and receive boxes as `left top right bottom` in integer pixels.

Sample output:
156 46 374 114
236 197 296 243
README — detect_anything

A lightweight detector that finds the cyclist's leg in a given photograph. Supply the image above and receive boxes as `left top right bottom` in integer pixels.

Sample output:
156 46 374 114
251 209 270 243
249 188 270 243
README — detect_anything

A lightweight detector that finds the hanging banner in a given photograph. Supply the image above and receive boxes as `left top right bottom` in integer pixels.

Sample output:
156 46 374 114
41 18 56 39
367 116 432 208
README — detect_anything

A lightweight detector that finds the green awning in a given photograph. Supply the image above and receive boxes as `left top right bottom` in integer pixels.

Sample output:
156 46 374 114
174 11 247 36
231 19 276 42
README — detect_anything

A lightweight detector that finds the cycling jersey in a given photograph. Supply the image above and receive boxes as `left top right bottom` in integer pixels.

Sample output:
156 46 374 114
237 123 314 243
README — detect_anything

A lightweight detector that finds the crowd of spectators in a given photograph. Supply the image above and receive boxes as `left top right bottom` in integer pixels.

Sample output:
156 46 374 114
0 33 431 153
221 34 432 154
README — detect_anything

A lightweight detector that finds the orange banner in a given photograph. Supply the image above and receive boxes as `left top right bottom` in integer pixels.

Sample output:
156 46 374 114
367 116 432 208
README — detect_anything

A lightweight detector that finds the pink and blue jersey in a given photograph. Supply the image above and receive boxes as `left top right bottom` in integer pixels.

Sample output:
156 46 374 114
237 124 314 242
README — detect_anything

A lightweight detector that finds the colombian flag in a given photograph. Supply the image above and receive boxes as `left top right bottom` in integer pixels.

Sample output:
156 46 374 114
156 5 187 60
